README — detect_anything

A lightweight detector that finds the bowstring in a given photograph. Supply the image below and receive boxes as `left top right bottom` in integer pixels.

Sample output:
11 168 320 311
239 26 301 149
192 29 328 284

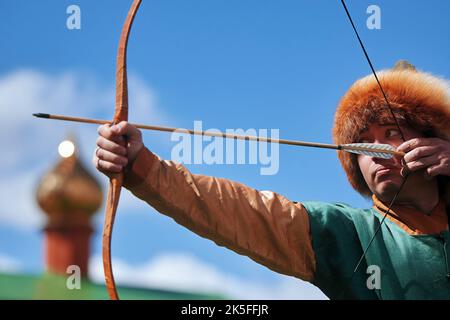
339 0 409 298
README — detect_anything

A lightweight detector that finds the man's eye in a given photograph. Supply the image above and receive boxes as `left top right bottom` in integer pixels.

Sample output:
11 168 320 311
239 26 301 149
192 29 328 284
386 129 400 138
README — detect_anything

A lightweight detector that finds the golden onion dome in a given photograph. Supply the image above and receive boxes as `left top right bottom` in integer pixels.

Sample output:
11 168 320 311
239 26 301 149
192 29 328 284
36 138 103 226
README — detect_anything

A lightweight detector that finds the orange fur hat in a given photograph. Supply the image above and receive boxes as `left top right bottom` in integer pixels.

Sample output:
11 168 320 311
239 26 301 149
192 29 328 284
333 61 450 201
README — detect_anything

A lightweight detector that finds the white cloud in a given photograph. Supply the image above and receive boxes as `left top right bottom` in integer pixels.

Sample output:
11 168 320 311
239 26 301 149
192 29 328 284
0 171 45 229
0 69 165 229
0 253 23 273
89 252 328 300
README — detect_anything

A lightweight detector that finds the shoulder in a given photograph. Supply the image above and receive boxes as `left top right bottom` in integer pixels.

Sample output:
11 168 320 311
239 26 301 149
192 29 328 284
302 201 368 223
302 201 373 242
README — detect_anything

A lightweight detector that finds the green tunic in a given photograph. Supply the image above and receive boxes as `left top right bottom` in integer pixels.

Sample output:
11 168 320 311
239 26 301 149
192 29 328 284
303 202 450 300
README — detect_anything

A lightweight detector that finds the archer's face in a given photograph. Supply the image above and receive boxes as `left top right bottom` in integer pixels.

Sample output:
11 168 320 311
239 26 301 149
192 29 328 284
356 122 422 199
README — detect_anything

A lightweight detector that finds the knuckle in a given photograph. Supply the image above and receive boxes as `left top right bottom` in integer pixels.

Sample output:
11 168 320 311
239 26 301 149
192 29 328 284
119 155 128 165
117 145 127 156
111 144 120 154
119 156 128 165
108 144 118 154
111 153 121 163
112 163 123 172
415 148 425 157
96 136 104 146
412 138 422 147
97 124 106 134
408 138 417 147
104 162 116 171
404 153 413 162
98 124 109 135
408 162 417 170
410 161 422 170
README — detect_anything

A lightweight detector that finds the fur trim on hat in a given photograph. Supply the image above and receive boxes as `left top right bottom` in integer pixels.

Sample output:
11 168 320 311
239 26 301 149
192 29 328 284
333 64 450 202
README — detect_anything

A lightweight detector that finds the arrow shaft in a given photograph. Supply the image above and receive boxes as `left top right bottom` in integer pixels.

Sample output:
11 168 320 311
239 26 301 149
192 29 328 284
33 113 339 150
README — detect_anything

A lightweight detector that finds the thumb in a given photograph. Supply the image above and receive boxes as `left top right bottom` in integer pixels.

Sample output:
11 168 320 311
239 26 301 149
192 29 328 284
111 121 140 138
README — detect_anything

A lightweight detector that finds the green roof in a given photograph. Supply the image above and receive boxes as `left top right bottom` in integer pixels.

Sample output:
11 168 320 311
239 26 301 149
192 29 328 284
0 272 226 300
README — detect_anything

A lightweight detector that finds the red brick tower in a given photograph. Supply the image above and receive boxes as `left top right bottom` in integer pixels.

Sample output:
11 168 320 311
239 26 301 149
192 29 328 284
36 138 102 277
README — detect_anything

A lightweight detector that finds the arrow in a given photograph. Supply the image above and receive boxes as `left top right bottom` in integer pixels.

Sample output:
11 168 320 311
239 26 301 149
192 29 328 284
33 112 405 159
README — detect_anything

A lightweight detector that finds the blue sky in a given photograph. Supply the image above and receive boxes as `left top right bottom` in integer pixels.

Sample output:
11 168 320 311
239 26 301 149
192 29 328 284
0 0 449 299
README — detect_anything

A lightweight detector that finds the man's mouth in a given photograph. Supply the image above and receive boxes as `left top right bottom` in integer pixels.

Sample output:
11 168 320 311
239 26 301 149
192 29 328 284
376 168 393 176
374 166 400 178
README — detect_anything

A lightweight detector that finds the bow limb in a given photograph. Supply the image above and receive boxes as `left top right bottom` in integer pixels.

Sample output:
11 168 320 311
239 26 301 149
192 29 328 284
102 0 142 300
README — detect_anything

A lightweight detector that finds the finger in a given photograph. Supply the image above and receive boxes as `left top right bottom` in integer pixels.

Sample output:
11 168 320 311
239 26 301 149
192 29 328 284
423 168 435 180
98 159 123 173
404 155 437 172
97 148 128 166
426 161 450 177
96 136 127 156
396 137 435 153
97 124 120 140
111 121 142 140
403 145 440 163
92 155 123 174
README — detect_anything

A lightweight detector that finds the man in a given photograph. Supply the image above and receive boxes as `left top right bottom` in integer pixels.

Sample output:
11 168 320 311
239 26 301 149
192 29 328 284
94 61 450 299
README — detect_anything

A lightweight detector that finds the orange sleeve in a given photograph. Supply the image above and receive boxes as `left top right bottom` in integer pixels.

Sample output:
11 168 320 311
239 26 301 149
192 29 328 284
123 147 316 282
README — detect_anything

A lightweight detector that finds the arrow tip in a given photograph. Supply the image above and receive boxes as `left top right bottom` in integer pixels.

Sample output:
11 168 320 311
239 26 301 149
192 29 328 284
33 113 50 118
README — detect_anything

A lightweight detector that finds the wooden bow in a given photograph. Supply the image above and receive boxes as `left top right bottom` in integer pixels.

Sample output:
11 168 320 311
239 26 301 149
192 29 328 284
102 0 142 300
